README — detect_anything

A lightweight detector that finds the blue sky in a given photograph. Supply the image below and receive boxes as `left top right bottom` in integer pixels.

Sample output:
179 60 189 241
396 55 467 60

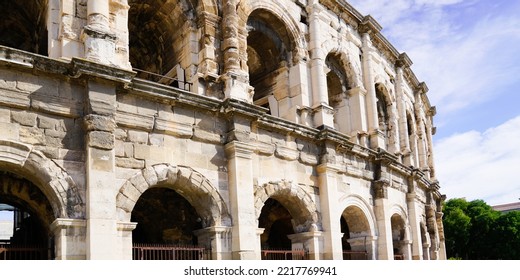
349 0 520 205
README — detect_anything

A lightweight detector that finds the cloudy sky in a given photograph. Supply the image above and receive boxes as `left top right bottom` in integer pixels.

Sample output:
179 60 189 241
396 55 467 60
349 0 520 205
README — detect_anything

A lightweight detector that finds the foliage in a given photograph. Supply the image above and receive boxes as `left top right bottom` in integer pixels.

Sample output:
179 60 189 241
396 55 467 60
442 198 520 260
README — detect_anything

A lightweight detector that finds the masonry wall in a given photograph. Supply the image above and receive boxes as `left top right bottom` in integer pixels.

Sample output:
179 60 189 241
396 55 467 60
0 0 445 260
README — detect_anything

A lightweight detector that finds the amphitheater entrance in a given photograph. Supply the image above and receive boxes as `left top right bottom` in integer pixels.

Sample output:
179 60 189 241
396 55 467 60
340 206 372 260
130 187 209 260
258 198 306 260
0 172 54 260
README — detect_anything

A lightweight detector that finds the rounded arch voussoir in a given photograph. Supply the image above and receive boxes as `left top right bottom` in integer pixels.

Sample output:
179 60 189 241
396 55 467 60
116 164 231 227
254 180 320 233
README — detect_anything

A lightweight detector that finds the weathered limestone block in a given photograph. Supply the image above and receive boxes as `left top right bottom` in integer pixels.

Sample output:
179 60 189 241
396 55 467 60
84 114 117 132
275 145 300 161
11 111 37 127
115 157 145 169
127 130 148 144
87 131 114 150
0 123 19 141
19 127 46 145
116 110 154 130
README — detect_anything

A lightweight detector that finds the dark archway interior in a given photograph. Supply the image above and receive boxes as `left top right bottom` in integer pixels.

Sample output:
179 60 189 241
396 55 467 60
128 0 196 82
340 217 351 250
391 214 405 255
0 172 54 259
258 198 294 249
375 83 390 132
247 9 292 110
131 187 203 245
326 53 349 109
0 0 48 55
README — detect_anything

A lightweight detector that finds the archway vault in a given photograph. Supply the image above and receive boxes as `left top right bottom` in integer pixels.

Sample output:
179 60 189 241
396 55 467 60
340 195 377 235
0 140 84 220
116 164 231 228
254 180 320 233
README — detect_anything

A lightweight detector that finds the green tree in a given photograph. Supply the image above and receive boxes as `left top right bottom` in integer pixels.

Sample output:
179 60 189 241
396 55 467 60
442 198 520 259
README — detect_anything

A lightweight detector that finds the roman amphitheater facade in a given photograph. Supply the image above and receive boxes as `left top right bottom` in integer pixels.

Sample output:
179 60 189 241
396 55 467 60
0 0 445 260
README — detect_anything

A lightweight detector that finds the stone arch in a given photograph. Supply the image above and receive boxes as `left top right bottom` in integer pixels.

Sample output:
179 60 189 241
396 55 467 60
321 43 363 88
238 0 307 65
116 164 231 228
0 0 48 55
240 2 306 114
0 140 84 220
254 180 319 233
338 195 377 236
128 0 199 84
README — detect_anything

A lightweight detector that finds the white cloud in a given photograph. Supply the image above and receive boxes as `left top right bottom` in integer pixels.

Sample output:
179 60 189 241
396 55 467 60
434 115 520 205
348 0 520 116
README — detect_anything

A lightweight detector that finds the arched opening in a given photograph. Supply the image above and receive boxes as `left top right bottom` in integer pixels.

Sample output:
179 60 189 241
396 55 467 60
325 53 351 131
247 9 293 115
131 187 208 260
391 214 406 260
0 0 48 55
258 198 306 260
128 0 197 89
375 83 391 146
340 206 371 260
0 172 55 260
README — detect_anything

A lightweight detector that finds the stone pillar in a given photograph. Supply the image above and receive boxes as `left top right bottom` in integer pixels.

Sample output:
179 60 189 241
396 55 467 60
373 180 393 260
317 161 343 259
117 222 137 260
221 0 250 101
194 226 233 260
395 55 412 163
437 211 447 260
225 141 257 259
50 218 87 260
84 80 119 259
360 27 384 149
83 0 117 66
288 230 324 260
109 0 132 70
308 2 334 128
401 225 413 260
197 12 220 80
406 192 424 260
347 87 369 146
425 119 436 179
256 228 265 260
426 205 440 260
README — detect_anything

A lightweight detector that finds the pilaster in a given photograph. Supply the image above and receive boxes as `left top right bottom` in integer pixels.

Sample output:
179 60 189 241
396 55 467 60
50 218 87 260
117 222 137 260
317 162 343 260
406 192 424 260
82 0 117 66
84 78 118 259
288 230 324 260
194 226 233 260
372 179 392 260
225 141 257 259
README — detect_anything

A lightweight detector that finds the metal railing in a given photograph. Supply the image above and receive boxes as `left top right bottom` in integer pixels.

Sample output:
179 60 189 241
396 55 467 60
343 250 368 260
132 68 192 92
261 248 308 260
0 244 49 260
132 243 211 260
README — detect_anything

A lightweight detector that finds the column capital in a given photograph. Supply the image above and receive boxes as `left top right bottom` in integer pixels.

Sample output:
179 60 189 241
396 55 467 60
225 141 255 159
50 218 87 233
